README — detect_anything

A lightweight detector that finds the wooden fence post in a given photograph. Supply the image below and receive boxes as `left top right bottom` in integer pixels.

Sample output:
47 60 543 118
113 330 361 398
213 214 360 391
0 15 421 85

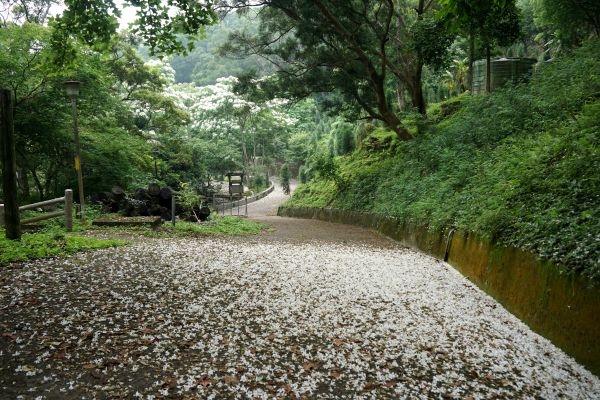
64 189 73 232
0 89 20 239
0 204 4 225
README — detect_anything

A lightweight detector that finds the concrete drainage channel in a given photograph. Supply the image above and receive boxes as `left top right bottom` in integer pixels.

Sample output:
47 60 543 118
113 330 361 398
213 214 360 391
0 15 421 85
277 205 600 376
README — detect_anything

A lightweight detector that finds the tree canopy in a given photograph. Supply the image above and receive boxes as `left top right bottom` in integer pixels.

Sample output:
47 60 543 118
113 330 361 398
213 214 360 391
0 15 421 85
221 1 455 140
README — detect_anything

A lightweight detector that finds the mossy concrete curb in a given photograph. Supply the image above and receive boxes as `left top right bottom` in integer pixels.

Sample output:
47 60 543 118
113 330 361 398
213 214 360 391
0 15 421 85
278 205 600 376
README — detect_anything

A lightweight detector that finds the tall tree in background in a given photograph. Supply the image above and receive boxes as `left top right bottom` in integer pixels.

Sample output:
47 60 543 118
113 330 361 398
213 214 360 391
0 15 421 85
0 0 218 201
221 1 453 140
401 1 454 114
0 0 60 25
534 0 600 47
439 0 521 92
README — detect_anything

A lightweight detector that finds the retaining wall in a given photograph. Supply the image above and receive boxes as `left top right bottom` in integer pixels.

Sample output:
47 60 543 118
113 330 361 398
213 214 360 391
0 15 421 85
277 205 600 376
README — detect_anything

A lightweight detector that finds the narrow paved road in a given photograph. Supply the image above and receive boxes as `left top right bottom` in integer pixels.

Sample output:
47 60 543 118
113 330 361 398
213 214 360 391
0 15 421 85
1 182 599 399
245 180 396 246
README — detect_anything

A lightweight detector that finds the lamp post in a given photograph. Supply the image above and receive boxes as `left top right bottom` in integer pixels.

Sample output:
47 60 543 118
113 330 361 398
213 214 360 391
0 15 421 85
64 80 85 222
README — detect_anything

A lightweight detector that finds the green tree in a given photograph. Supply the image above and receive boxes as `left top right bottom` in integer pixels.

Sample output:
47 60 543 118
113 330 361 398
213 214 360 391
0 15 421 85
534 0 600 47
222 1 454 140
50 0 217 56
439 0 521 92
330 118 355 156
0 22 189 200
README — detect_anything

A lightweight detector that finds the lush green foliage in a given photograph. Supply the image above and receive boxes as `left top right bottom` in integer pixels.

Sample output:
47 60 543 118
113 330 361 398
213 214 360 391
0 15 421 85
151 216 267 237
0 23 182 202
222 1 453 138
287 40 600 279
328 119 356 157
50 0 215 56
0 227 126 265
533 0 600 46
0 16 301 205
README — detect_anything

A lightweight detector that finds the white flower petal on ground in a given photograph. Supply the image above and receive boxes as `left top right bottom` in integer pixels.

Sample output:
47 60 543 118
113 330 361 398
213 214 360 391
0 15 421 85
1 187 599 398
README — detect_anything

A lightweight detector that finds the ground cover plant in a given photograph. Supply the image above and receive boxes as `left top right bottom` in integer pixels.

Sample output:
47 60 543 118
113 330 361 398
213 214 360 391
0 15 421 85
287 39 600 280
1 207 265 265
0 227 126 265
154 216 267 237
88 215 268 239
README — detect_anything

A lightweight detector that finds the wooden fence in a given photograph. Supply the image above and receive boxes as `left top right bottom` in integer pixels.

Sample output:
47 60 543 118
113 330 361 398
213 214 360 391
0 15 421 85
0 189 73 231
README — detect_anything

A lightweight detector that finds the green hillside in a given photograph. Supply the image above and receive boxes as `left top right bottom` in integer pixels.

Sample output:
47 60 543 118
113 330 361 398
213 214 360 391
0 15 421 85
287 40 600 280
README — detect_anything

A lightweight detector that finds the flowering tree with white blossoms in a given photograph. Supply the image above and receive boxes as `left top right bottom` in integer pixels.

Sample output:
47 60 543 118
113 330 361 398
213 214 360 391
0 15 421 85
167 75 297 177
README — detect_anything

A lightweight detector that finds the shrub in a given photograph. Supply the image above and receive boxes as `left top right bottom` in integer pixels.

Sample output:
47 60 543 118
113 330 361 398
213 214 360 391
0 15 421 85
287 39 600 280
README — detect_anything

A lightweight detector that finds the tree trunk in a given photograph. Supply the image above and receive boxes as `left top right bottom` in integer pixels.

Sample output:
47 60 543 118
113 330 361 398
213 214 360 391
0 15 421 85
148 183 161 197
18 167 30 199
410 62 426 115
0 89 21 239
111 186 126 201
381 109 412 141
372 71 413 141
468 31 475 92
159 187 172 208
486 43 491 93
30 168 45 201
412 0 427 115
239 115 249 172
43 163 55 199
396 82 406 110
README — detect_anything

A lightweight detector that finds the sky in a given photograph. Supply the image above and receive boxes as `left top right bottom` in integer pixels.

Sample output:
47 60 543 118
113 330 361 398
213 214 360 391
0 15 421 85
116 0 137 29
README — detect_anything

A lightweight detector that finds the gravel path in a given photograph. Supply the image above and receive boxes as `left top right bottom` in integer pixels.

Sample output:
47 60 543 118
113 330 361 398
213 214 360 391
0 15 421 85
1 183 599 399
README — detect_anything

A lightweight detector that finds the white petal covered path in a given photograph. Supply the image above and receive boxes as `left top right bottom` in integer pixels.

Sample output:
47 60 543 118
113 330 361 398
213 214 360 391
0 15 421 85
1 184 599 398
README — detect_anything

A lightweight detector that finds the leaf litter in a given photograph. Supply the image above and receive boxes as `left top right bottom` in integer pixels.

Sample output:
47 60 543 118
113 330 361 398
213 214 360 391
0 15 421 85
0 237 599 399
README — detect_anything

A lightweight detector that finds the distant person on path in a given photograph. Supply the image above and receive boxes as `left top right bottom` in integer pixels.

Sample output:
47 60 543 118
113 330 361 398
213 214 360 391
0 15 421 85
280 164 291 195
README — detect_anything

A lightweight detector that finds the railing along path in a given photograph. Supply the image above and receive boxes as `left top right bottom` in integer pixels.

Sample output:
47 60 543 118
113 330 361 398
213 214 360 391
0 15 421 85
0 189 73 231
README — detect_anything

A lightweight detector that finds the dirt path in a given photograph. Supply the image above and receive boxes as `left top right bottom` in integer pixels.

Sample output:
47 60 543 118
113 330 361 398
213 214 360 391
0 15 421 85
1 182 599 399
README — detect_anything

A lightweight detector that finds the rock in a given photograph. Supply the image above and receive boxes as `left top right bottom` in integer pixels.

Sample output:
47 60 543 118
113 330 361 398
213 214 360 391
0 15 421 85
147 183 161 197
197 206 211 222
159 187 172 208
111 186 125 201
134 188 151 202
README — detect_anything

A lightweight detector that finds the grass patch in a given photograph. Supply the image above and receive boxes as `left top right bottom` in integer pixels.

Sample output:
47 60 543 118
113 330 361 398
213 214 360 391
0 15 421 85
158 216 268 237
0 227 126 265
92 215 268 238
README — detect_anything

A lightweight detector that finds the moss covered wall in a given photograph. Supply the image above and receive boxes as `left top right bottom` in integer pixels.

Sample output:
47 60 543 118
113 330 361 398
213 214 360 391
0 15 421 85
278 206 600 376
